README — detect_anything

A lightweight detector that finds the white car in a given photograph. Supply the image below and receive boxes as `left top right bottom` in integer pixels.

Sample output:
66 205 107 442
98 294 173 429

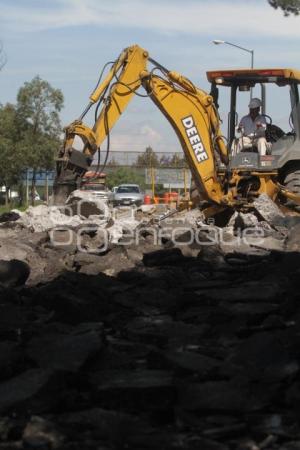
80 183 110 202
112 184 144 207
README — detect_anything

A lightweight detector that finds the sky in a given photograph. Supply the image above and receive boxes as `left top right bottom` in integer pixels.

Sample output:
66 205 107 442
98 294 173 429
0 0 300 155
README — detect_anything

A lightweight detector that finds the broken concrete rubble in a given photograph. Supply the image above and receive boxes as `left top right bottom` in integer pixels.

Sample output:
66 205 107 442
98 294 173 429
0 368 60 414
253 193 285 223
0 211 20 223
22 415 65 450
0 259 30 287
0 195 299 448
66 189 110 218
15 205 83 232
26 323 103 372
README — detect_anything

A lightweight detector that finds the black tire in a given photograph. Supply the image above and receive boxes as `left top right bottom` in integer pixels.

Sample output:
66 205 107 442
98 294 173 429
282 167 300 211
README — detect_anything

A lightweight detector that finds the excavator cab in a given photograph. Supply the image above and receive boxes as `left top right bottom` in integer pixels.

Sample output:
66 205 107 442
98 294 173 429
207 68 300 199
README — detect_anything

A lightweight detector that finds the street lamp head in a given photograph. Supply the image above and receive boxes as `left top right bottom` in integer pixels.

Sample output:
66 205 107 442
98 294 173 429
212 40 225 45
212 40 254 68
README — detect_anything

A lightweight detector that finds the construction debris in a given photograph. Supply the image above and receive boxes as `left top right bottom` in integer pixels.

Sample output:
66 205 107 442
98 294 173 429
0 196 299 449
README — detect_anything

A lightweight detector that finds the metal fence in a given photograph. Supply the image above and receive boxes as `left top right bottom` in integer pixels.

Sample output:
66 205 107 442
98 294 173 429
93 151 191 192
95 150 188 168
23 151 189 181
20 151 191 201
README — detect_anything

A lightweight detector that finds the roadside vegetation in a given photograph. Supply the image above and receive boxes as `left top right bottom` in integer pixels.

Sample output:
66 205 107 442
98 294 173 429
0 76 63 208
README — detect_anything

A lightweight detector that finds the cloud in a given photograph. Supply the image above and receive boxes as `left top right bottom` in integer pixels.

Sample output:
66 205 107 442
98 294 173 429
71 121 165 152
1 0 300 39
140 125 162 142
107 123 163 151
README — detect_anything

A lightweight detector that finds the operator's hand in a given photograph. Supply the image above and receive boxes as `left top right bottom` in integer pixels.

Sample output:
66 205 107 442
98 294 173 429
256 121 266 137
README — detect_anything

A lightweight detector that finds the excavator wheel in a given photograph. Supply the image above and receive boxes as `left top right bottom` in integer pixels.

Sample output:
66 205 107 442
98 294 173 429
282 164 300 212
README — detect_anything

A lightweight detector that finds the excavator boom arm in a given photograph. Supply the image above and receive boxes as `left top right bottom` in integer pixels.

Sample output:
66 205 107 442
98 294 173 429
90 46 149 153
53 45 229 205
143 73 227 203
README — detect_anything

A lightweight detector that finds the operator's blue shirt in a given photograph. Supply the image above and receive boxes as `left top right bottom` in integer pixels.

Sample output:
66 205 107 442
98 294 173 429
239 114 267 137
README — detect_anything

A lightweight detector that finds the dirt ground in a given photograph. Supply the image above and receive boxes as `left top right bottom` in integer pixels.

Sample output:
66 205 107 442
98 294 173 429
0 201 300 449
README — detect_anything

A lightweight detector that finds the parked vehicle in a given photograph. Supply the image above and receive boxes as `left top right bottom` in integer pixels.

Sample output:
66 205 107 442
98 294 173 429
113 184 143 207
80 182 110 202
80 171 110 202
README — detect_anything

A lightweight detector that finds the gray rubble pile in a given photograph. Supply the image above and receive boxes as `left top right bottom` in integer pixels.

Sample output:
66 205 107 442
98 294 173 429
14 204 106 232
0 196 299 448
0 203 141 284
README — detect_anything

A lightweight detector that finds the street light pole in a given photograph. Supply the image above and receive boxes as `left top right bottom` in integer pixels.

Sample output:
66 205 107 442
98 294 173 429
212 40 254 97
212 40 254 68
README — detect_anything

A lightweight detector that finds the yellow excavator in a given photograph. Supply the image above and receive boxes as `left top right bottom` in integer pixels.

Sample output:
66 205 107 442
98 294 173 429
53 44 300 215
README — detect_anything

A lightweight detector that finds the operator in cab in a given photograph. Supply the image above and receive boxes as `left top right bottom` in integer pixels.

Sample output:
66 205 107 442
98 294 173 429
235 98 270 156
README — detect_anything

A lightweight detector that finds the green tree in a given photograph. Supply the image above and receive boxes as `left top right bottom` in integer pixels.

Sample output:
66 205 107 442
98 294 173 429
159 153 186 168
135 146 159 167
268 0 300 15
107 156 119 167
169 153 186 168
106 167 145 189
0 104 25 205
159 154 172 167
16 75 64 204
